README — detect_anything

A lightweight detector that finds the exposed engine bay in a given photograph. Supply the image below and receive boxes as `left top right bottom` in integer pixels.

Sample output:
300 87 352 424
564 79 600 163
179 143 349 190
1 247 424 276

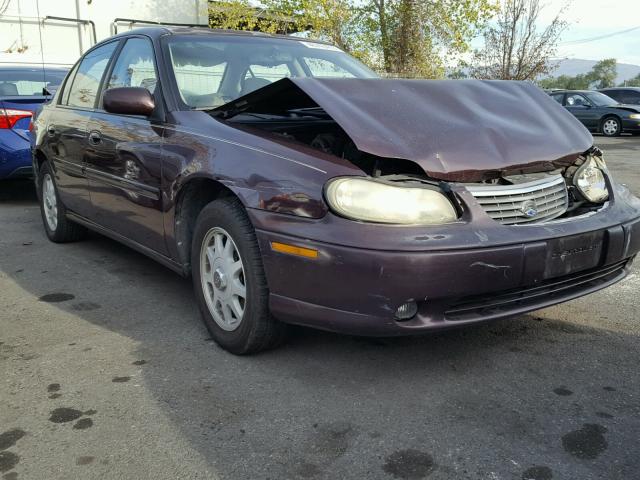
223 107 424 177
212 78 608 225
220 107 607 224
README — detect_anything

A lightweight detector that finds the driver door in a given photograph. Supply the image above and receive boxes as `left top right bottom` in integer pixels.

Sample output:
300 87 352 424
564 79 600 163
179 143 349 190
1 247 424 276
84 36 167 255
565 93 599 129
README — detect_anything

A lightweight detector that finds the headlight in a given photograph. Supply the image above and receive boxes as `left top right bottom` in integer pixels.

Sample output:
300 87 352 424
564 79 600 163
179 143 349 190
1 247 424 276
325 177 458 224
630 114 640 119
573 157 609 203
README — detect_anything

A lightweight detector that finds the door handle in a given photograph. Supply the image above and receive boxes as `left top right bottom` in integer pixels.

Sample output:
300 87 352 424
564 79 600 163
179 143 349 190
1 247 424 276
88 131 102 145
47 125 56 136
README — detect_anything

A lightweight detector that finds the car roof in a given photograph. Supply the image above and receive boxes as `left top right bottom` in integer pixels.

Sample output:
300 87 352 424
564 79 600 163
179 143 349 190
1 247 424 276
0 65 68 72
105 26 334 46
599 87 640 91
548 90 593 94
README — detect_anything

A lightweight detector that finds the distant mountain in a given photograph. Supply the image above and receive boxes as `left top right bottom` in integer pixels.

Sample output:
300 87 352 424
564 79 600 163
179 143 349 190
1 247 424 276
549 59 640 85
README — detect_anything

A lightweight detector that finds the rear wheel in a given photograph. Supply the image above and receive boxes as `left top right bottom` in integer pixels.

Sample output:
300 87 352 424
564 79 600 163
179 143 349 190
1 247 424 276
191 197 287 354
38 162 86 242
601 117 621 137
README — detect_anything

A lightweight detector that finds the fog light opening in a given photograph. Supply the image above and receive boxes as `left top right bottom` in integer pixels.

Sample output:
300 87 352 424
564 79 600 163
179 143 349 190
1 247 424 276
395 300 418 321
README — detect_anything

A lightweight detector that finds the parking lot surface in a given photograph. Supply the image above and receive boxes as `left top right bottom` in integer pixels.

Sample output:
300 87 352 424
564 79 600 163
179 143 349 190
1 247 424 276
1 136 639 480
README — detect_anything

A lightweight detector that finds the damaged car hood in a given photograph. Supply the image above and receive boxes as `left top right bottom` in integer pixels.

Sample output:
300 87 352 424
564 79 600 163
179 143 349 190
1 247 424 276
214 78 593 182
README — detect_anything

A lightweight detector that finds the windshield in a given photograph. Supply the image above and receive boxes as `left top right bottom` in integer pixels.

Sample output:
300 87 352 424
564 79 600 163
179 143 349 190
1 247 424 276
163 35 377 110
584 91 619 107
0 68 68 96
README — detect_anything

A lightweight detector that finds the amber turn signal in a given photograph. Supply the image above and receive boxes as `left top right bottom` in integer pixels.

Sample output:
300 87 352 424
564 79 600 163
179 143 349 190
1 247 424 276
271 242 318 259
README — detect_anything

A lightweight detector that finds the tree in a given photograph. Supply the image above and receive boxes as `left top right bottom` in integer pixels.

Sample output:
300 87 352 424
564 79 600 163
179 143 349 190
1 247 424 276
364 0 496 77
252 0 360 52
620 74 640 87
537 59 618 90
538 74 590 90
208 0 496 78
587 58 616 89
208 1 294 33
447 68 469 79
471 0 567 80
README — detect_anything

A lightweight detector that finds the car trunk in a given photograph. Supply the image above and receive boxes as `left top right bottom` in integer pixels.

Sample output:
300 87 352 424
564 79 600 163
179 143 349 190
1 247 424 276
1 95 51 140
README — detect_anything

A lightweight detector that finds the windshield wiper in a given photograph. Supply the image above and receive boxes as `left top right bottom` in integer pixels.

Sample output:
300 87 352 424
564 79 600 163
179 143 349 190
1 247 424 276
287 107 329 118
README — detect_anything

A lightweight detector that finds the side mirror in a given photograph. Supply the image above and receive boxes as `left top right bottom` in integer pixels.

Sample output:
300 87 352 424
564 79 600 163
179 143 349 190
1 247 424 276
103 87 155 116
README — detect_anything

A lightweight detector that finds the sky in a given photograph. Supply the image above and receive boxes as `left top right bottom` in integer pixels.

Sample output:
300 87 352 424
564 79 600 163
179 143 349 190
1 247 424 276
540 0 640 65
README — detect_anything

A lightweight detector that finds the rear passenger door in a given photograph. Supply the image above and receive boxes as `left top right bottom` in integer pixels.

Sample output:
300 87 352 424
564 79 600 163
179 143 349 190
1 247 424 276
84 36 167 254
49 41 119 217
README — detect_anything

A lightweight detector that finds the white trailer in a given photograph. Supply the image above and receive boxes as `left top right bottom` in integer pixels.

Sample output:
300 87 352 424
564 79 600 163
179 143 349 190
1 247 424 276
0 0 208 68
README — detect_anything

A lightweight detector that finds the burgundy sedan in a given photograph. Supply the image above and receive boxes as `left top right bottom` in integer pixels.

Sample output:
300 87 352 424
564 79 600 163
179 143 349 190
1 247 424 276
33 27 640 354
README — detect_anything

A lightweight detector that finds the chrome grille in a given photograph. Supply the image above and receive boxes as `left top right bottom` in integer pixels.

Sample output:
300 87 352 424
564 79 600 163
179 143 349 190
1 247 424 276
466 175 569 225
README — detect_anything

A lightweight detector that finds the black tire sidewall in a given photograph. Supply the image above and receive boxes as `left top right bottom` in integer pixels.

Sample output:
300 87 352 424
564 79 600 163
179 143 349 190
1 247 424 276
191 199 270 353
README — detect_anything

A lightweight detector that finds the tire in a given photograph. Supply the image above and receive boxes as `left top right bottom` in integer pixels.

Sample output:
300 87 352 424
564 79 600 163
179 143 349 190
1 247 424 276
191 197 287 354
38 162 87 243
601 116 621 137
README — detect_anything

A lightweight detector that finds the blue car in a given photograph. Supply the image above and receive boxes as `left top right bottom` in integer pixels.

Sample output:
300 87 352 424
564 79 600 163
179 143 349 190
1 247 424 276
0 66 68 179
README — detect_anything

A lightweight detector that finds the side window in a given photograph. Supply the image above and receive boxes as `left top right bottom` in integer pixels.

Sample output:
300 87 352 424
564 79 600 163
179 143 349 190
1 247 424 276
66 42 118 108
60 62 80 105
304 57 355 78
624 91 640 104
550 93 564 105
605 90 622 102
566 94 588 107
106 38 157 94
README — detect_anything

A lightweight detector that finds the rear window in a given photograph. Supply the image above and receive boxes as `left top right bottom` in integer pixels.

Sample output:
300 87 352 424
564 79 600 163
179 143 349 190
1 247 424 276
303 57 355 78
244 63 292 82
174 63 227 96
623 90 640 104
0 68 68 96
602 90 622 101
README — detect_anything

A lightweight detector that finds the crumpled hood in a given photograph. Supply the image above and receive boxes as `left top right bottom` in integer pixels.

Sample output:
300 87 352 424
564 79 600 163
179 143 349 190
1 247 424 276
216 78 593 181
613 104 640 114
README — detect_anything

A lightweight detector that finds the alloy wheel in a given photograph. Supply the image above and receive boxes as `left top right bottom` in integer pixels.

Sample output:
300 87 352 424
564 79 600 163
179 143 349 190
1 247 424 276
42 173 58 231
603 119 619 136
199 227 247 331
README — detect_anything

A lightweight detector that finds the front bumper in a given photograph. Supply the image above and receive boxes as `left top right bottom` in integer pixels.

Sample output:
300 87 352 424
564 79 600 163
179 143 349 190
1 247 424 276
249 183 640 336
622 119 640 133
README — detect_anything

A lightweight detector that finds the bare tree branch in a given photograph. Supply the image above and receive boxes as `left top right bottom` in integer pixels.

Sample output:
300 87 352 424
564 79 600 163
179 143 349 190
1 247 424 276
471 0 568 80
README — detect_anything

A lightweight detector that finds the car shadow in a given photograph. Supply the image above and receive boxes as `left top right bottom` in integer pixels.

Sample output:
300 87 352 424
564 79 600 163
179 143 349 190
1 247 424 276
2 201 639 479
0 179 37 203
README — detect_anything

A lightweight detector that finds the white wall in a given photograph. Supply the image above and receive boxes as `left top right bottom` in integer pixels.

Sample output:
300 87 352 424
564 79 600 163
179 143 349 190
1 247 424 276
0 0 206 67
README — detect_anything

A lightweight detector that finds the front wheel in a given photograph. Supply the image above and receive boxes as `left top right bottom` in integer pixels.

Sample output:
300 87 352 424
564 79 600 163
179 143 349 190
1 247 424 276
38 162 86 242
191 197 287 354
601 117 621 137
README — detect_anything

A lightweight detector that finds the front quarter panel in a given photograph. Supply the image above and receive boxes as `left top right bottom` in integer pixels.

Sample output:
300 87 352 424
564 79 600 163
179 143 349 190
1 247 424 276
161 111 363 251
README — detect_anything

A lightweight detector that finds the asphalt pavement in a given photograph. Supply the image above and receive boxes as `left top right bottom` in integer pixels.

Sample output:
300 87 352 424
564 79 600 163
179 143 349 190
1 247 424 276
0 135 639 480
